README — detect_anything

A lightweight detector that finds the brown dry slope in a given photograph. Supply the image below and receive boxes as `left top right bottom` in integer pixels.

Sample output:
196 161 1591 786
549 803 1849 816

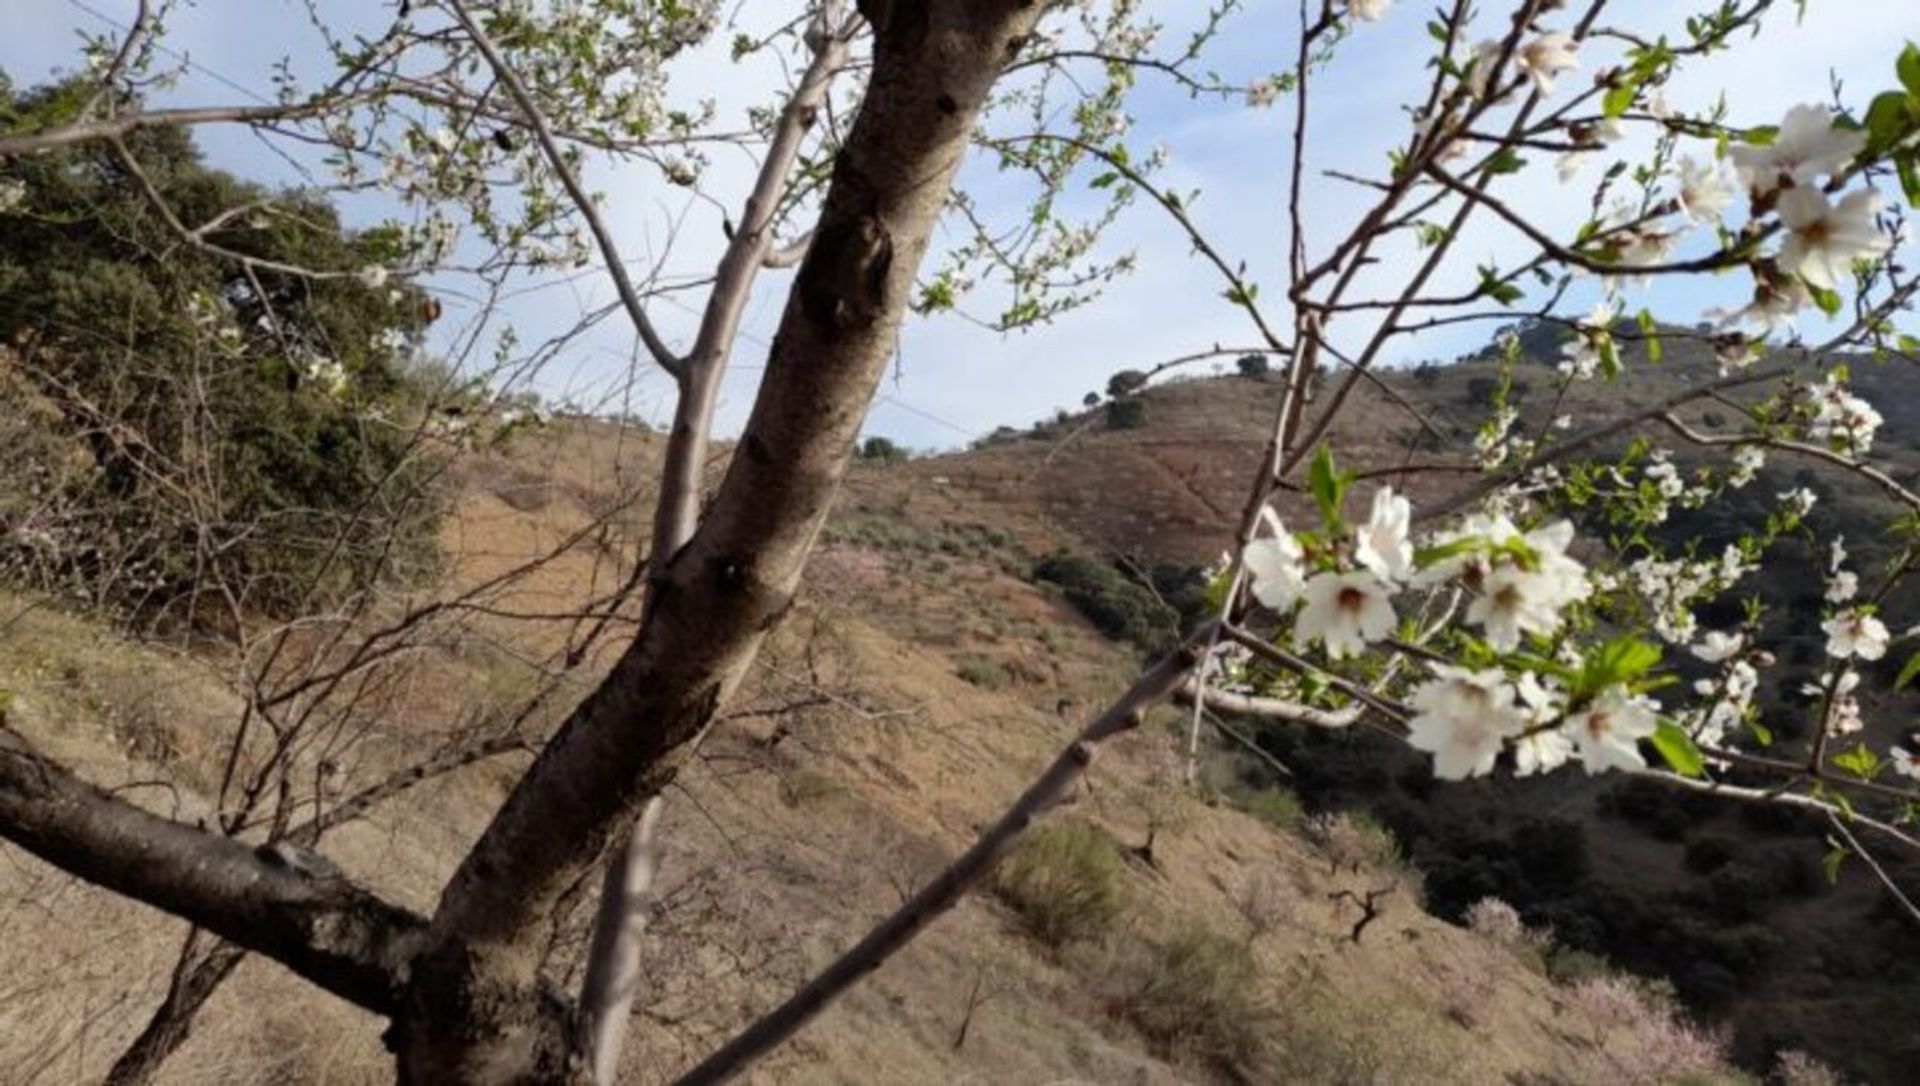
892 346 1920 1083
0 417 1742 1084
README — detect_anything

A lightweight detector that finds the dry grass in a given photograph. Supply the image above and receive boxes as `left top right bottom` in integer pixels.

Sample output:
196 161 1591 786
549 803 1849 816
0 418 1779 1085
991 819 1126 949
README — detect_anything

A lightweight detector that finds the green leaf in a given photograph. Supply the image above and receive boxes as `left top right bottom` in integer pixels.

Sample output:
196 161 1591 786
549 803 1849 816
1576 635 1663 698
1636 309 1662 363
1831 743 1883 780
1821 841 1848 886
1807 282 1843 317
1863 91 1920 156
1895 650 1920 691
1898 151 1920 208
1899 41 1920 98
1598 336 1622 381
1308 443 1347 531
1487 148 1527 176
1089 171 1120 190
1602 83 1637 119
1414 537 1482 570
1651 720 1706 778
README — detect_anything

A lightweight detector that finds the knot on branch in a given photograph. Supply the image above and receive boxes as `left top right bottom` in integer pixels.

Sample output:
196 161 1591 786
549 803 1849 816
799 211 894 332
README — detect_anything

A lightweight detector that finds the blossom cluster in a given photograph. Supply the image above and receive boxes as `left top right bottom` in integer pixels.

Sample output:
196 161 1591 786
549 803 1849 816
1235 480 1701 781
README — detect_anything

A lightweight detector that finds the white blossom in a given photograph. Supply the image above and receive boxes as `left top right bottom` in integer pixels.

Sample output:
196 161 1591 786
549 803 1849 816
1806 372 1883 452
1558 299 1615 379
1516 32 1579 95
1776 188 1889 292
1728 444 1764 488
1512 672 1574 776
1714 335 1759 376
1823 608 1889 661
1892 746 1920 780
1243 507 1307 610
1557 150 1592 183
1708 276 1810 336
1675 156 1735 224
1566 686 1660 774
357 264 390 289
1730 104 1865 196
0 178 25 214
1779 487 1817 518
1345 0 1391 22
1644 452 1685 500
1406 665 1527 780
1354 486 1414 584
1294 570 1396 660
1467 567 1565 652
1690 630 1745 664
1826 571 1859 604
1466 39 1505 99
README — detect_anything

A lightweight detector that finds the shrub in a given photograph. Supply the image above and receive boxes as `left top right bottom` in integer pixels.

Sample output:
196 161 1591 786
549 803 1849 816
1544 945 1617 986
781 768 843 807
1031 550 1179 653
992 820 1124 948
1559 975 1734 1084
1305 810 1413 879
1106 927 1275 1078
954 656 1011 689
1238 787 1305 832
0 82 446 621
857 435 907 462
1105 397 1148 430
1235 353 1270 378
1265 988 1464 1084
1106 368 1148 398
1775 1049 1851 1086
1465 896 1527 946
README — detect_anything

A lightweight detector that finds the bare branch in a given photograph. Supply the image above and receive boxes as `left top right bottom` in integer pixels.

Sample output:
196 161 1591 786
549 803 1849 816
444 0 684 378
674 636 1204 1085
0 724 424 1014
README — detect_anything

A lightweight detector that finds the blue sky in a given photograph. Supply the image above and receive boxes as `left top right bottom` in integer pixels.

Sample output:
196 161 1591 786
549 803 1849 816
5 1 1918 449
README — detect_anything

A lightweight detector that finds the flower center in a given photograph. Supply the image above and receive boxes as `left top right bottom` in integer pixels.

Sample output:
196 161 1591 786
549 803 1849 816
1337 586 1367 613
1586 711 1612 738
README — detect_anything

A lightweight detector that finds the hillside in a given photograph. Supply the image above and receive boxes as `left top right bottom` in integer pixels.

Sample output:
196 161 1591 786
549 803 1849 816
0 410 1758 1083
846 326 1920 1082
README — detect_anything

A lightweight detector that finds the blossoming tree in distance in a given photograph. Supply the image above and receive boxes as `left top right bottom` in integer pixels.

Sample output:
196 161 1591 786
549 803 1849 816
2 0 1920 1082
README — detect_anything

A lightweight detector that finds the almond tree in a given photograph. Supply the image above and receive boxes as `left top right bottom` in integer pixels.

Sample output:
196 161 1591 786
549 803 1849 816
4 1 1920 1084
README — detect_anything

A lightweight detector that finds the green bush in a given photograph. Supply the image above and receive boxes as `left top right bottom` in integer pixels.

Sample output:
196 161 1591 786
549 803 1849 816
1107 927 1276 1078
1105 397 1148 430
0 80 447 621
992 819 1125 948
1237 787 1305 832
857 435 907 462
1032 550 1179 653
954 656 1011 689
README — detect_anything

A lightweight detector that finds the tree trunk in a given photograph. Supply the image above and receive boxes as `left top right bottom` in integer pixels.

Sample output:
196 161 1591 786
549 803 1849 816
394 4 1047 1080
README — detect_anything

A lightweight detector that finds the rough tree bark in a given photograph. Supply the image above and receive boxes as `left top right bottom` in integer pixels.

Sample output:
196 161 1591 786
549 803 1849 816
390 2 1046 1079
